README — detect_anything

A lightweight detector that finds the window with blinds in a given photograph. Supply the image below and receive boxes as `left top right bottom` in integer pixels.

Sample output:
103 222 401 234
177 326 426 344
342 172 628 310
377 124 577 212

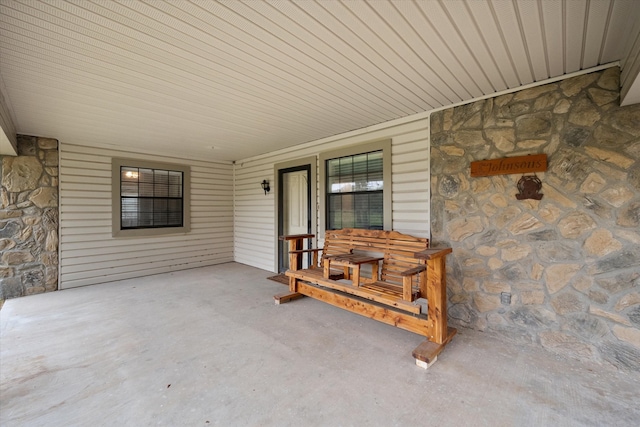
120 166 184 229
326 150 383 230
112 158 190 237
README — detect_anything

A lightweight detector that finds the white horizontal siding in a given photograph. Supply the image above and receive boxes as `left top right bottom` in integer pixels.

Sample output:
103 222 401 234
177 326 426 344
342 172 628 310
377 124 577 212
59 143 234 289
620 14 640 105
234 116 431 273
233 165 276 271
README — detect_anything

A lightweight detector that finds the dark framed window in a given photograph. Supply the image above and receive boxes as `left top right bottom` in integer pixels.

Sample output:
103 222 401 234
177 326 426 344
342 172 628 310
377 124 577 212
120 166 183 229
326 151 384 230
319 140 391 233
112 158 190 237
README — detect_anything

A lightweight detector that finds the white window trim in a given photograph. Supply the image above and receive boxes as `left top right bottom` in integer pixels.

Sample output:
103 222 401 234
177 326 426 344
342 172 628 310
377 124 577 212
111 158 191 238
318 139 392 235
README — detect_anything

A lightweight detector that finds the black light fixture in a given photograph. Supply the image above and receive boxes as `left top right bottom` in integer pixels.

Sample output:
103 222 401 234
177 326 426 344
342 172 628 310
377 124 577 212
261 179 270 195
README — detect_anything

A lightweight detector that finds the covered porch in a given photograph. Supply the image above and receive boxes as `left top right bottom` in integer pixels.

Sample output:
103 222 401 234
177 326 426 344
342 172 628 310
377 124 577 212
1 263 638 426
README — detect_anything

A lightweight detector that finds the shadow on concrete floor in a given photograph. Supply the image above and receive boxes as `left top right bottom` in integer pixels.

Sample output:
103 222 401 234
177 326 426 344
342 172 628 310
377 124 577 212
266 274 289 285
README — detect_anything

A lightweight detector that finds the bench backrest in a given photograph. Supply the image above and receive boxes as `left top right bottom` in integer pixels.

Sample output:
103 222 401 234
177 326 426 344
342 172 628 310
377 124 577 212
322 228 429 288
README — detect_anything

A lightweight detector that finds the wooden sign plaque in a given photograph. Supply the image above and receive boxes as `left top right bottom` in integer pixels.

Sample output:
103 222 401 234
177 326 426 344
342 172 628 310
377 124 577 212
470 154 547 177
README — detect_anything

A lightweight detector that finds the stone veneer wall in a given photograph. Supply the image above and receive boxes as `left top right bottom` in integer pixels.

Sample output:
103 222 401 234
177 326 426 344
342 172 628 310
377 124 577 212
0 135 59 299
431 67 640 371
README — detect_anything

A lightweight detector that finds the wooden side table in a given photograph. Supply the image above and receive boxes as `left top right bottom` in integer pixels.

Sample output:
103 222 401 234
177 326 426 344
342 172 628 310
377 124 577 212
323 253 384 287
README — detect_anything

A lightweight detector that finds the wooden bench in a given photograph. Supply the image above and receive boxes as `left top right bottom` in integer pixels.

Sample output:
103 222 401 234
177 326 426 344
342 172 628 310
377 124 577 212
276 228 456 368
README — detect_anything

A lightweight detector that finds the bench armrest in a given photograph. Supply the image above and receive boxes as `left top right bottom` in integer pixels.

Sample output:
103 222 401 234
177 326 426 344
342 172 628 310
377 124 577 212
400 265 426 277
289 248 322 254
414 248 453 260
281 234 316 271
279 233 315 241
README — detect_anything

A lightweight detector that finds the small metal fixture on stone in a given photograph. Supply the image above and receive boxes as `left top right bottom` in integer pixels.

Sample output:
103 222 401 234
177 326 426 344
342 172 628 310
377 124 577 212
501 292 512 305
516 175 544 200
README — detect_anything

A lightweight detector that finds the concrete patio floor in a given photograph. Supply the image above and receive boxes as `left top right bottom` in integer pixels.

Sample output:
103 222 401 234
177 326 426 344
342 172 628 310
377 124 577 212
1 262 639 427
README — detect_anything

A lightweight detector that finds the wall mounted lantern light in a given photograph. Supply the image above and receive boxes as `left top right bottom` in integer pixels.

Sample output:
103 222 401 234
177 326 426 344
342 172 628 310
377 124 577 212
261 180 270 195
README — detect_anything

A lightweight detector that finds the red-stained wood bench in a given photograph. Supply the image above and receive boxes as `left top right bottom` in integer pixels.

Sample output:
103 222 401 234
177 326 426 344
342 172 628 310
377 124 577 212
276 228 456 369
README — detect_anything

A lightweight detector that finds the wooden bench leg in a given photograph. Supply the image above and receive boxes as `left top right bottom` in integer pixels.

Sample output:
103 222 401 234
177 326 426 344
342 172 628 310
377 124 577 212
274 276 305 304
415 356 438 370
412 327 457 369
351 266 360 287
274 292 304 304
426 255 448 344
287 238 304 271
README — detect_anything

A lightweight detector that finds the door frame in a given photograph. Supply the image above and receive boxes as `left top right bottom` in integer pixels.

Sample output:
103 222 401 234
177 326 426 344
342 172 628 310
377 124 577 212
274 156 317 273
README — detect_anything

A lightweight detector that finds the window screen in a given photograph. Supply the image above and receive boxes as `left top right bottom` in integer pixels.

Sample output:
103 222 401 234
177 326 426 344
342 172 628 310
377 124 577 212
120 166 184 229
326 150 383 230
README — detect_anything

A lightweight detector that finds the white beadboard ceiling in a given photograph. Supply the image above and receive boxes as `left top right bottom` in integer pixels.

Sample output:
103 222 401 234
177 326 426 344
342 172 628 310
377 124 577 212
1 0 639 161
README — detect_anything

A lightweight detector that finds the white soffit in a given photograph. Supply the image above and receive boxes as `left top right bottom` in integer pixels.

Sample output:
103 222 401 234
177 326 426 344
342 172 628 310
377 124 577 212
0 128 14 156
0 0 639 161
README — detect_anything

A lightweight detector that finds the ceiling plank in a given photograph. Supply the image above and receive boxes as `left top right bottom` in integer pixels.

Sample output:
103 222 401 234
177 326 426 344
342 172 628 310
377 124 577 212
0 0 637 161
489 0 533 84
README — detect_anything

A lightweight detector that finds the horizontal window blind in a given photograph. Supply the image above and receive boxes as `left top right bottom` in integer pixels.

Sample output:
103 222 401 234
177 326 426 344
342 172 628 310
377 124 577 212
120 167 183 229
326 150 383 230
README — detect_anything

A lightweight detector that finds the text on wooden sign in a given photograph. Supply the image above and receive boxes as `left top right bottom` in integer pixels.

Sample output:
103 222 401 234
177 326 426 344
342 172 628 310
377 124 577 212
470 154 547 177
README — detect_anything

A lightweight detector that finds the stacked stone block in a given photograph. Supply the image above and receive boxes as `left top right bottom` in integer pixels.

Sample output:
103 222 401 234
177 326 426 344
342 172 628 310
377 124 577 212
431 68 640 370
0 135 59 299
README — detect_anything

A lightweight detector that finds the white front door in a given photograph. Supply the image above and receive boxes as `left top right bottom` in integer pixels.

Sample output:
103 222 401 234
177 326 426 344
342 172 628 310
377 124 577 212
279 168 310 272
283 170 308 236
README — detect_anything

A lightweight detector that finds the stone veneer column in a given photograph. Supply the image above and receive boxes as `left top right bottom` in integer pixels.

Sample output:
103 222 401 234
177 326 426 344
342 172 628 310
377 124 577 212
430 68 640 371
0 135 59 299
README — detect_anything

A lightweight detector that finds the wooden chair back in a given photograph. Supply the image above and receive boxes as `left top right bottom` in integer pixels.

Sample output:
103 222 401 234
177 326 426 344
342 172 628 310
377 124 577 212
322 228 429 291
